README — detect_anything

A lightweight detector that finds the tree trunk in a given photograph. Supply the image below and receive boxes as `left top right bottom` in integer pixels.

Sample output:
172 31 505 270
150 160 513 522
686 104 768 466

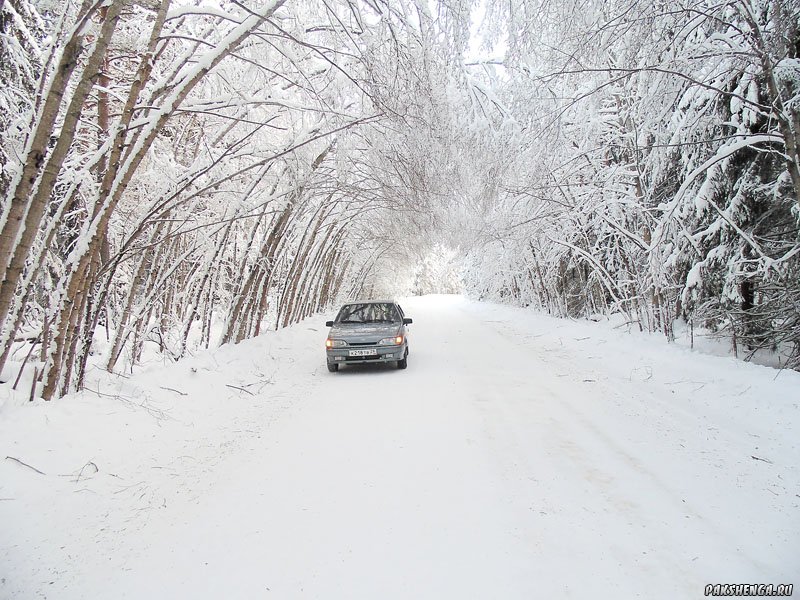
0 1 119 352
0 0 98 286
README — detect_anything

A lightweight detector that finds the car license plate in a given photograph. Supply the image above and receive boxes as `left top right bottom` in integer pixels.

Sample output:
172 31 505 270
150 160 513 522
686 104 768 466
349 348 377 357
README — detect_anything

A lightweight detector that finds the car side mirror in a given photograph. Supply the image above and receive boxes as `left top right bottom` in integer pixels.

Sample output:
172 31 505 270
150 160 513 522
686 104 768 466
403 318 413 325
325 320 334 327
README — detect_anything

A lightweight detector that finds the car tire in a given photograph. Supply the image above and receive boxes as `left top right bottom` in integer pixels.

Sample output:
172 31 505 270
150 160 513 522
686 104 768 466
397 351 408 370
327 363 339 372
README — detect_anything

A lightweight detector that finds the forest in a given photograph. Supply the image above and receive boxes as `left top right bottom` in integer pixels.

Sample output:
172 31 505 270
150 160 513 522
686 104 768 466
1 0 798 400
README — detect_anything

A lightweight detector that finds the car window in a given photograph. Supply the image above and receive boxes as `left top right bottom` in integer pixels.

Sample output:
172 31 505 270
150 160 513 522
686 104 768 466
336 303 400 323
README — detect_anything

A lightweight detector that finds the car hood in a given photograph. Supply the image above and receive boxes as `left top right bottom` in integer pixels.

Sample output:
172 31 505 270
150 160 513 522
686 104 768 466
328 322 400 342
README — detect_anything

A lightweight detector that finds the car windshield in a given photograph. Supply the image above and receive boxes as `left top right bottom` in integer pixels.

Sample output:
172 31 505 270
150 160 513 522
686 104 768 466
337 303 400 324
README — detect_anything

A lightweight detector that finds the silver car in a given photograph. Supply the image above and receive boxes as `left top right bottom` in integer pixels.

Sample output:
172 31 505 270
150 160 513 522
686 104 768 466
325 300 412 372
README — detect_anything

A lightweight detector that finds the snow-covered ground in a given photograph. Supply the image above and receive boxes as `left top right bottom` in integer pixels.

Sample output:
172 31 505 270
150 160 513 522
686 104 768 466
1 295 797 599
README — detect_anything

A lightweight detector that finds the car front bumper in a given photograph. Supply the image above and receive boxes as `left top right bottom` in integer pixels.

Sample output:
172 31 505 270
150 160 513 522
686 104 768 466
326 344 406 365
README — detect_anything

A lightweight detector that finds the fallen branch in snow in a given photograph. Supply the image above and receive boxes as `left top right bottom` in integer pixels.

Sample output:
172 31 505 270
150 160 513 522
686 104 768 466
85 385 125 400
751 455 773 464
75 461 99 483
242 378 273 387
85 385 172 422
159 386 187 396
240 379 274 395
225 384 254 395
5 456 46 475
113 481 145 494
628 366 653 381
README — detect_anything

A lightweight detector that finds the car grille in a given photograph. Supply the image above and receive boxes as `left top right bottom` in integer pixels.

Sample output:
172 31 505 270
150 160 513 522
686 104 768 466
348 341 377 346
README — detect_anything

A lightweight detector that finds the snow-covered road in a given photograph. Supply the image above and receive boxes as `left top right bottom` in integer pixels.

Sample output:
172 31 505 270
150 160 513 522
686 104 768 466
1 296 798 598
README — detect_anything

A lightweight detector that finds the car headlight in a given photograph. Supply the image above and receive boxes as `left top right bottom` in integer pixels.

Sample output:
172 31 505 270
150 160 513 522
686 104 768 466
379 335 404 345
326 338 347 348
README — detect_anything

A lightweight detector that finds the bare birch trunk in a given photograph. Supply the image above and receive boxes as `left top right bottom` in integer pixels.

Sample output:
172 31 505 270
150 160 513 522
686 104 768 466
278 207 330 328
0 1 98 285
179 224 232 357
222 199 296 344
0 2 121 347
106 229 161 372
40 0 290 399
287 222 338 325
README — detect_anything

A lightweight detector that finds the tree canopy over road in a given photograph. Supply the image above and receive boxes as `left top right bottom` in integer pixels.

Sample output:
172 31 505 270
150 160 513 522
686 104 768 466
1 0 798 398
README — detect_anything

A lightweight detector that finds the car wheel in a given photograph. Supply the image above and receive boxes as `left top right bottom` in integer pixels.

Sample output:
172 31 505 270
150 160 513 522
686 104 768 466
327 363 339 372
397 352 408 370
